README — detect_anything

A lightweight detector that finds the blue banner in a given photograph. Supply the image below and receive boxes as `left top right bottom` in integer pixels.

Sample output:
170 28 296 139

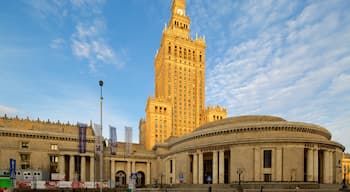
78 123 87 153
9 158 16 179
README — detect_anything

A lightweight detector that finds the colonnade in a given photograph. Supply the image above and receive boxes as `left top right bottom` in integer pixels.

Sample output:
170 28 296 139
58 154 94 181
110 159 152 185
192 150 226 184
306 148 335 183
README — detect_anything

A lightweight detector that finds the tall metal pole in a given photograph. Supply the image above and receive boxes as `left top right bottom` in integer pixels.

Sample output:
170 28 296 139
99 80 104 192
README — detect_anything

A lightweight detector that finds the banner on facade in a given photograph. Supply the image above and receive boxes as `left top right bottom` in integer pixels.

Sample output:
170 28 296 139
125 126 132 157
93 124 102 153
109 125 117 155
78 123 87 153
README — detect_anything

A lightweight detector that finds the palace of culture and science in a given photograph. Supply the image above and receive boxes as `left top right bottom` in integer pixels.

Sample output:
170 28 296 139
141 0 226 150
0 0 348 190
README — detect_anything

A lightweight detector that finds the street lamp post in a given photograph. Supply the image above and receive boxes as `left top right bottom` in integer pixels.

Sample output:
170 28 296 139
99 80 104 192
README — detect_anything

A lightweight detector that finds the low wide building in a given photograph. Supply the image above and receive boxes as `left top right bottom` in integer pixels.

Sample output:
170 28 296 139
0 115 346 188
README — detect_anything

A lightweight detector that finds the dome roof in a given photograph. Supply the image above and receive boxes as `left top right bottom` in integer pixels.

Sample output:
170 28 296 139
195 115 286 132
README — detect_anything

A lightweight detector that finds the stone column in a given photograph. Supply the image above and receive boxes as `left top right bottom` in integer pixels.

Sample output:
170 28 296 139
329 151 333 184
59 155 65 180
323 150 330 183
90 156 95 182
230 147 235 183
126 161 131 184
111 159 115 183
146 161 151 185
307 148 314 181
212 151 218 184
276 148 283 181
313 149 318 182
81 156 86 181
193 154 198 184
132 161 136 173
69 155 75 181
172 159 176 183
198 152 203 184
254 148 261 181
219 150 225 184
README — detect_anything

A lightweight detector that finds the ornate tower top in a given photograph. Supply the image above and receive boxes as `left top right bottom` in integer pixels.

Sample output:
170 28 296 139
171 0 186 16
168 0 190 38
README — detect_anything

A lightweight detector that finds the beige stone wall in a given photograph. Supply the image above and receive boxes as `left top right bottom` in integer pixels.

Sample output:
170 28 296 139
230 146 254 182
282 146 304 181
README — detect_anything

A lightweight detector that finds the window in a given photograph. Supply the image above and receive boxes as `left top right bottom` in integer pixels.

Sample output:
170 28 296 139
170 160 173 173
263 150 272 168
20 153 30 170
51 144 58 150
21 142 29 149
264 174 272 182
20 154 30 161
50 156 59 163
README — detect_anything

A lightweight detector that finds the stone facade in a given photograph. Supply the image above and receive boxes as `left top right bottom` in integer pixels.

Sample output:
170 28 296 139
153 116 345 185
343 153 350 184
143 0 226 150
0 116 95 181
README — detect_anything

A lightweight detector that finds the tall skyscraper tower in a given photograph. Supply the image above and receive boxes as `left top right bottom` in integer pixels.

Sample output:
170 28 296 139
143 0 226 150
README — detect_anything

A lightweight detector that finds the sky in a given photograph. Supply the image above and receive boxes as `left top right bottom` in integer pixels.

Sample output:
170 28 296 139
0 0 349 151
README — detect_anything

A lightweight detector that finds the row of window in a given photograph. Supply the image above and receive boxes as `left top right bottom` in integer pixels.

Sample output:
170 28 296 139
168 44 203 63
174 20 188 30
21 142 58 151
154 106 167 113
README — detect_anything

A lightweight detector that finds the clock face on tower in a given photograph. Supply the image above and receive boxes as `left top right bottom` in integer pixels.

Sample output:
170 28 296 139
177 8 183 16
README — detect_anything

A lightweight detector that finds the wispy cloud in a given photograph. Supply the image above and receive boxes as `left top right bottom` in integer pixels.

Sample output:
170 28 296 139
50 38 65 49
190 0 350 149
0 105 17 115
71 20 125 71
26 0 125 72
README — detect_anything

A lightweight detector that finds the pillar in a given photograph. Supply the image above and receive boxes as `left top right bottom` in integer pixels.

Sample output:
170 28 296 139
307 149 314 181
172 159 176 183
254 148 261 181
193 154 198 184
329 151 333 184
59 155 65 180
198 152 203 184
111 159 115 183
276 148 283 181
146 161 151 185
313 149 318 182
132 161 136 174
230 147 235 183
126 161 131 184
212 151 218 184
219 150 225 184
69 155 75 181
90 156 95 182
323 150 330 183
81 156 86 181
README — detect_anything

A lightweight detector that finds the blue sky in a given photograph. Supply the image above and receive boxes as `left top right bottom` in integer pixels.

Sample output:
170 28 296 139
0 0 349 151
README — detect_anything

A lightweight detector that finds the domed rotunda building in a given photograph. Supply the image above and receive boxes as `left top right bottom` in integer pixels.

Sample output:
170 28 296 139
154 115 344 185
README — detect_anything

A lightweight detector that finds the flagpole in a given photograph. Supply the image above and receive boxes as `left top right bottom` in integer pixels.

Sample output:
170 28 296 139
99 80 104 192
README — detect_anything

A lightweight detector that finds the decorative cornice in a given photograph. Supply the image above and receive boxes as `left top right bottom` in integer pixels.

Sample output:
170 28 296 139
168 121 332 148
0 128 95 143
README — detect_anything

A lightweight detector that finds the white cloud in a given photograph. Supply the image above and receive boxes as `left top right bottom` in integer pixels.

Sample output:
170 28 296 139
196 0 350 151
50 38 65 49
72 40 90 58
71 20 125 71
329 73 350 95
0 105 17 115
